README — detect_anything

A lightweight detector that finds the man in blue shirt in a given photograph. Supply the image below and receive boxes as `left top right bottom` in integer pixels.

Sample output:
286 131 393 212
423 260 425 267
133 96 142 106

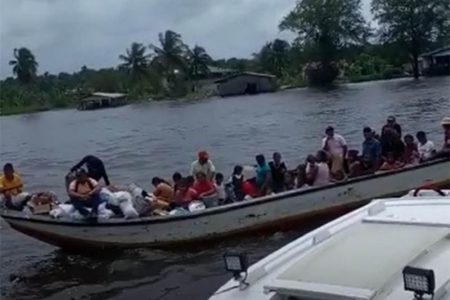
362 127 382 171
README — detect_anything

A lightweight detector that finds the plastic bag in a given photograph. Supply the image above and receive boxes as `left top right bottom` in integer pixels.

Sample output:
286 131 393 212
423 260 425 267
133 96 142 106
49 204 75 219
115 191 139 219
100 188 119 206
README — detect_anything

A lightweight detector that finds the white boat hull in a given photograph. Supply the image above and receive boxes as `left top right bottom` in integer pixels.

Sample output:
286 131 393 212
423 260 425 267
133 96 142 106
2 159 449 249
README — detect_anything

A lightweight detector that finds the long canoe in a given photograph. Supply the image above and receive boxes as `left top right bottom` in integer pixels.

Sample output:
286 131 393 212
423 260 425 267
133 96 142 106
1 158 449 250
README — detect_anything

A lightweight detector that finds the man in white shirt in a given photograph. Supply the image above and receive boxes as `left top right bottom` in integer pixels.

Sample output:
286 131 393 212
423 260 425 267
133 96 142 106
322 126 347 174
416 131 436 161
190 151 216 181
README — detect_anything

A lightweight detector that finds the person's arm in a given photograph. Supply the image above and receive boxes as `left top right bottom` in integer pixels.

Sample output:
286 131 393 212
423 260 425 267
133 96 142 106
322 137 329 151
209 161 216 181
68 184 86 199
99 164 110 186
70 156 88 172
88 180 101 196
199 183 216 198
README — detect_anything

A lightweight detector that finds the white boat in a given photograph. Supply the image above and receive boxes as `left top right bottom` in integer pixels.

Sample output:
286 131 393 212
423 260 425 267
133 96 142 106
1 158 449 250
210 189 450 300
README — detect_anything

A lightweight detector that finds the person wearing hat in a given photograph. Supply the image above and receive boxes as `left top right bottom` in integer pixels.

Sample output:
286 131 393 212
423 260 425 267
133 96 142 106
190 151 216 181
322 126 347 175
382 116 402 138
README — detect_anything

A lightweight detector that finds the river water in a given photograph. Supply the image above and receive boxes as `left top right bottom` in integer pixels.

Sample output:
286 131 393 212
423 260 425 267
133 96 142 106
1 77 449 299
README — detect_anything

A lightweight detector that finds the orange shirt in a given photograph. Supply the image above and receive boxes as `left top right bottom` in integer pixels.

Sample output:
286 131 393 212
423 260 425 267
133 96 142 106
0 173 23 196
153 182 174 203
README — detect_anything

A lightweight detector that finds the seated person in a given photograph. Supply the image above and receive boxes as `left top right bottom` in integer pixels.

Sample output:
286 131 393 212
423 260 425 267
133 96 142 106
295 164 309 189
152 177 174 204
173 178 198 208
269 152 287 193
0 163 29 210
172 172 182 190
68 169 102 219
346 150 363 178
379 152 404 171
255 154 272 195
70 155 110 186
214 173 226 205
226 165 245 202
403 134 419 165
241 166 259 199
284 171 296 191
330 170 347 182
416 131 436 162
192 172 217 207
306 152 330 186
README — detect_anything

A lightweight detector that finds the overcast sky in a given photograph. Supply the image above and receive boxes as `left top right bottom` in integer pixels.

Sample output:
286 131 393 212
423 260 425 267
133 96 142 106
0 0 372 78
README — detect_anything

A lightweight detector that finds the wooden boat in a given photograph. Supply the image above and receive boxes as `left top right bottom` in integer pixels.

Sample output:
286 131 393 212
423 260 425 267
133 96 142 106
1 158 449 250
210 190 450 300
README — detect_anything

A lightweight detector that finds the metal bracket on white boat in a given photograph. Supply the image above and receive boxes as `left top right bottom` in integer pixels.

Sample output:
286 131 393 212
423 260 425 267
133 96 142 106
313 229 331 245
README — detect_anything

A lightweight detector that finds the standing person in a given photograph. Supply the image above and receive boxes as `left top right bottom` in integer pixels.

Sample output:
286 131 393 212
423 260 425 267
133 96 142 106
416 131 436 161
0 163 29 209
190 151 216 181
70 155 110 186
322 126 347 175
68 169 102 219
382 116 402 138
362 127 382 171
269 152 287 193
403 134 419 165
255 154 271 195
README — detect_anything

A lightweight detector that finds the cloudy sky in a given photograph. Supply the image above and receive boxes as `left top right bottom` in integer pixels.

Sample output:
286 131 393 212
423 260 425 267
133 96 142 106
0 0 371 78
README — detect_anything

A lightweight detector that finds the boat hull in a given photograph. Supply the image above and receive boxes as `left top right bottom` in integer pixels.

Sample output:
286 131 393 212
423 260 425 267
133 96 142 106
2 159 450 249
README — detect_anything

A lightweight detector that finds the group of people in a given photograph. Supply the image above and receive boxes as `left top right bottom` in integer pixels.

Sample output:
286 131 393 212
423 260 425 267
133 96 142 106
1 116 449 220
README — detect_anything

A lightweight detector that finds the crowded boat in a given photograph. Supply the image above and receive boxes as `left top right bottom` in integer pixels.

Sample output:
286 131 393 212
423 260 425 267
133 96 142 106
1 116 449 222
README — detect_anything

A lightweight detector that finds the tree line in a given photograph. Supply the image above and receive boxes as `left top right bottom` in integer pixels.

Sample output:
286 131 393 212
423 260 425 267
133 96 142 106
1 0 449 114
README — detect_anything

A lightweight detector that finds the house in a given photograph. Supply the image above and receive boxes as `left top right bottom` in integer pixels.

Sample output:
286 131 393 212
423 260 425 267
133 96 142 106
78 92 127 111
419 46 450 76
214 72 276 97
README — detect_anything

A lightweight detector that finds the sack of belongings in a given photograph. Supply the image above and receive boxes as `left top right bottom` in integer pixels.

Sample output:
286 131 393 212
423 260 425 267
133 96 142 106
128 183 153 216
115 191 139 219
26 191 58 214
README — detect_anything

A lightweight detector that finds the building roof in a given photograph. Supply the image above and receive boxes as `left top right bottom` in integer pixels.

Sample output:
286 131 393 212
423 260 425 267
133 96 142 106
207 66 235 74
419 46 450 57
91 92 126 98
214 71 276 83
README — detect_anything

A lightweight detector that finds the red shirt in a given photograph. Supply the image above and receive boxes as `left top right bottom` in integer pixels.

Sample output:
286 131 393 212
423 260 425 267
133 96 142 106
241 181 259 198
192 180 215 195
174 188 198 204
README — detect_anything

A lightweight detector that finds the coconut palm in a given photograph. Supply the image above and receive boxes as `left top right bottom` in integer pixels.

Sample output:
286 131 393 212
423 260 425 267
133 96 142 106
119 42 149 81
9 47 38 84
187 45 212 79
149 30 189 75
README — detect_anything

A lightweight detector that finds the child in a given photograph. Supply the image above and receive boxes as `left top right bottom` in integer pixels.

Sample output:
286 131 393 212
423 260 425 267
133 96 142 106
379 152 404 171
346 150 363 178
214 173 226 205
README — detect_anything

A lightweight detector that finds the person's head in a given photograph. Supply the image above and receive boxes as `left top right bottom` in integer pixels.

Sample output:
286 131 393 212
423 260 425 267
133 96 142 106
178 178 190 192
172 172 182 184
215 172 224 185
387 116 396 125
347 149 359 163
273 152 282 164
233 165 243 176
198 151 209 165
152 177 163 187
441 117 450 131
195 171 207 182
3 163 14 180
255 154 266 166
76 168 88 183
386 152 395 164
186 175 195 186
316 150 328 163
325 126 335 138
404 134 414 145
416 131 427 144
306 154 316 165
363 127 373 140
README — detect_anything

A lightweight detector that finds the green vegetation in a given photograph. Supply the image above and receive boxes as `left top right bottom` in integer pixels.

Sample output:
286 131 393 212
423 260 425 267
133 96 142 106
1 0 449 115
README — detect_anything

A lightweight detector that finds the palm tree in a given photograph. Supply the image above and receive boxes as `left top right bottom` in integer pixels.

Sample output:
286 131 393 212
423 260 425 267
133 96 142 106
254 39 290 77
149 30 188 76
188 45 212 79
9 47 38 84
119 42 149 81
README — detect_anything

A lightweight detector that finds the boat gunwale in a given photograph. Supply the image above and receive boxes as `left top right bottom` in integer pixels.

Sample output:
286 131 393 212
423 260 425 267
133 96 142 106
1 157 449 227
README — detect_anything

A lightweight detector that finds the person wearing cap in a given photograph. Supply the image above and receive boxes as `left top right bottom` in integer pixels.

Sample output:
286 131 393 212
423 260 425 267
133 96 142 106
362 126 382 171
382 116 402 138
190 151 216 181
322 126 347 175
